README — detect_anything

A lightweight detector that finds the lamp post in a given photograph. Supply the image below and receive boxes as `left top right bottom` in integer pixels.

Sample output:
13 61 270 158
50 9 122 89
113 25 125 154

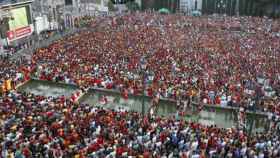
0 10 4 55
140 57 147 118
235 0 239 16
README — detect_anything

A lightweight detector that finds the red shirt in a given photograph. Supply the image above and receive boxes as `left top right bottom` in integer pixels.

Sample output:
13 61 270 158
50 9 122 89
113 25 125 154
143 151 150 158
147 88 153 97
22 147 31 157
122 90 129 99
116 146 126 156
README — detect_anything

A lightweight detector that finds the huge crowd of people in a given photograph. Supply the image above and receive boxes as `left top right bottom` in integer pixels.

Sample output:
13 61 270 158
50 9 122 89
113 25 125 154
30 13 280 114
0 12 280 157
1 91 280 157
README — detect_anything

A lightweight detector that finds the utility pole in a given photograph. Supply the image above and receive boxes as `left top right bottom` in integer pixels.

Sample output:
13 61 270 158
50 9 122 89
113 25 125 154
235 0 239 16
214 0 217 14
205 0 208 14
0 10 4 55
229 0 232 15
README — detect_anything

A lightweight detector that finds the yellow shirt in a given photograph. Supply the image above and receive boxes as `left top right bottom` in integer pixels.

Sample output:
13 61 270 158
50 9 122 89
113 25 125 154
2 84 6 92
6 79 12 91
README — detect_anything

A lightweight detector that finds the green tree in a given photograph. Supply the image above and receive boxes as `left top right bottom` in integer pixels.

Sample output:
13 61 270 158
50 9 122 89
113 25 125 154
108 0 116 11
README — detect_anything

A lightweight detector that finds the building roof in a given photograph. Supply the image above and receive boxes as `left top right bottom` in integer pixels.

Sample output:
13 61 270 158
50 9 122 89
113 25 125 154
0 0 32 9
0 0 32 6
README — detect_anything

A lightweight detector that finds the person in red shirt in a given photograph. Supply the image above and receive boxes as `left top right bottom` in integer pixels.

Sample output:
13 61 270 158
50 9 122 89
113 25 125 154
22 146 31 158
147 87 153 97
143 150 150 158
116 146 126 157
215 96 221 105
122 89 129 100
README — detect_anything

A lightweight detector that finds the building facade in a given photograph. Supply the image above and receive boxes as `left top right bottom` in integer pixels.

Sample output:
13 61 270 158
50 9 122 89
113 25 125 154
0 0 34 47
32 0 109 32
180 0 203 14
202 0 280 17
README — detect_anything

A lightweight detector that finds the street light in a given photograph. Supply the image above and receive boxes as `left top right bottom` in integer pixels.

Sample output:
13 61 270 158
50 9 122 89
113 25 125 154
140 57 147 118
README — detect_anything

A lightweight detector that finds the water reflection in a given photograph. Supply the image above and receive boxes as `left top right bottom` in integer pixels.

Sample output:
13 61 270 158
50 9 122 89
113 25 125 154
80 89 152 113
18 80 78 98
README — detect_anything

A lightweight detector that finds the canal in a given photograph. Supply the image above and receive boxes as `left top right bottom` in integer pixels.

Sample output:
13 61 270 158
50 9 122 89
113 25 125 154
17 79 269 132
17 80 78 98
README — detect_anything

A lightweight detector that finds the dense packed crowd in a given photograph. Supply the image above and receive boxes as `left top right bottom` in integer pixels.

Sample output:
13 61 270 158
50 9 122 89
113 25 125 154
0 55 32 93
29 13 280 114
1 13 280 157
1 92 280 157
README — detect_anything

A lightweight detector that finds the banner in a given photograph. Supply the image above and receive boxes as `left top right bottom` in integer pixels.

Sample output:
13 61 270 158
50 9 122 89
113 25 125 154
6 26 32 41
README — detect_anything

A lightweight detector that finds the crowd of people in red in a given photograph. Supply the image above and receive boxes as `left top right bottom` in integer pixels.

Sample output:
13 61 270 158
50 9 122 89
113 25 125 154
0 12 280 157
30 13 280 115
1 92 280 157
0 55 33 93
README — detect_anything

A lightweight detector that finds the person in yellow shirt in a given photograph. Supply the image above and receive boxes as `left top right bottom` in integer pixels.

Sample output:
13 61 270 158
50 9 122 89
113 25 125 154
6 79 12 91
7 149 15 158
1 83 6 94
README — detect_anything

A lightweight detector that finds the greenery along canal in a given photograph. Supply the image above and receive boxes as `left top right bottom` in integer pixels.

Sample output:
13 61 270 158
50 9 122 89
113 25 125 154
17 79 269 132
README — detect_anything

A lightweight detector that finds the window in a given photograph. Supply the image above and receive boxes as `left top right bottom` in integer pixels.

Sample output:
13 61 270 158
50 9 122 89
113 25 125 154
65 0 73 5
111 0 134 4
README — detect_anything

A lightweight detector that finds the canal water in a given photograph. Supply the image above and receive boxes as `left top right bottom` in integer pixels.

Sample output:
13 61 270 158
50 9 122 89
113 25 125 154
18 80 269 132
17 80 78 98
79 89 153 114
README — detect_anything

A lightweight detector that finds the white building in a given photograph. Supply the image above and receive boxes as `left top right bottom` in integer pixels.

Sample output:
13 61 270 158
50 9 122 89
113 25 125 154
32 0 109 32
33 15 49 34
180 0 202 14
75 0 109 16
63 0 109 28
32 0 65 32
